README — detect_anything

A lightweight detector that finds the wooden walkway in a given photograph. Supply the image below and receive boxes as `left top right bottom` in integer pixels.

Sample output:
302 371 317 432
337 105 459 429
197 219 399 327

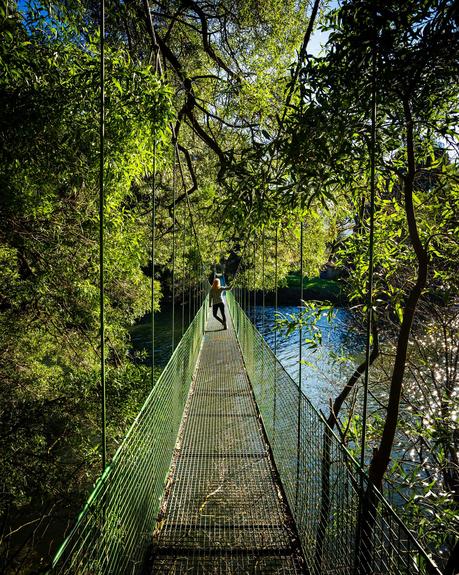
149 307 305 573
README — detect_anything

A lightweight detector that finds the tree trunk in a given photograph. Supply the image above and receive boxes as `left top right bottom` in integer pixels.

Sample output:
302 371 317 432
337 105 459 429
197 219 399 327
358 98 429 572
314 320 379 569
367 98 428 491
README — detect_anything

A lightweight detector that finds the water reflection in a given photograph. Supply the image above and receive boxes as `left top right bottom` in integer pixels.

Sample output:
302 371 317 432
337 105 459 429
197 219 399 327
130 304 192 373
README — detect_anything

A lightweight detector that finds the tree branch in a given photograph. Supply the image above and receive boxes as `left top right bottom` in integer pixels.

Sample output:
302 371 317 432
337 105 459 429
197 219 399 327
182 0 235 77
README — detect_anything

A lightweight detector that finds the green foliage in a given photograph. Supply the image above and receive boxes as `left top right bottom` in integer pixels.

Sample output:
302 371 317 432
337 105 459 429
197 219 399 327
275 0 459 567
0 1 319 570
286 274 342 300
0 3 172 570
275 300 335 350
1 0 458 571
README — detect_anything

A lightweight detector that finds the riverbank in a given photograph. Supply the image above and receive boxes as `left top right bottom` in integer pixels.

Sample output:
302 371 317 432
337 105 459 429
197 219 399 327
246 276 345 306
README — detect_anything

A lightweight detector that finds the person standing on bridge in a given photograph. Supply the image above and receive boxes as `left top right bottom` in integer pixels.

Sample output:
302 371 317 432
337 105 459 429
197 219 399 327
209 277 230 330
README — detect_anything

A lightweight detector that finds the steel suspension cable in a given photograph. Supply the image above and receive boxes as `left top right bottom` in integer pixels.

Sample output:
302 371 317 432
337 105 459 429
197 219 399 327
151 137 157 388
182 203 186 337
295 220 304 510
229 234 251 311
262 228 265 333
274 227 279 356
99 0 106 472
143 0 162 75
361 32 378 472
188 256 192 325
172 145 177 351
144 0 162 386
273 225 279 441
261 228 266 410
252 241 257 323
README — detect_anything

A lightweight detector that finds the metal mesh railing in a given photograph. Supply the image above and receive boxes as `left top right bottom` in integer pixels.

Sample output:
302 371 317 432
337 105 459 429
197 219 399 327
227 292 441 575
52 301 208 574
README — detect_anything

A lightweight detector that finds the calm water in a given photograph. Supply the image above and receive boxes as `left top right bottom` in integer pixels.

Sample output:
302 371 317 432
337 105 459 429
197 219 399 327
246 305 365 413
131 302 365 413
130 303 193 377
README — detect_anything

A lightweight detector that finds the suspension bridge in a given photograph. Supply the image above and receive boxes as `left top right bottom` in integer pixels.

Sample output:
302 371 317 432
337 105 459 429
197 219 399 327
47 2 445 572
51 289 441 574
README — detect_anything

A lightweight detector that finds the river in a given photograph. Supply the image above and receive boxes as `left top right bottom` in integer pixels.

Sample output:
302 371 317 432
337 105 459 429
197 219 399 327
246 304 365 412
131 301 365 414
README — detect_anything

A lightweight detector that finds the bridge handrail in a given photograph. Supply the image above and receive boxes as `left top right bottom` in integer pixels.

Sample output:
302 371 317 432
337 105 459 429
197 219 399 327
227 292 442 575
51 300 208 574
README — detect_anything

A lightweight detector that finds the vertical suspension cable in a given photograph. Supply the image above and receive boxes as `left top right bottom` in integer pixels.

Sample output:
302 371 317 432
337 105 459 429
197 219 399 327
361 32 377 472
273 225 279 439
262 228 265 332
274 227 279 355
182 204 186 337
99 0 106 472
261 228 266 408
247 245 251 316
253 241 257 324
296 220 304 508
188 258 192 325
193 258 197 318
244 270 247 312
151 138 157 388
171 145 177 351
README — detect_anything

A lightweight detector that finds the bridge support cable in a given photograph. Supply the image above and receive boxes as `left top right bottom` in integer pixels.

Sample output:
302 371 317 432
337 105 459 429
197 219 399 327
151 137 157 387
181 202 186 339
361 27 378 473
295 220 304 512
245 278 248 313
262 227 265 326
188 257 192 326
171 144 177 351
355 22 379 575
252 241 257 322
99 0 107 472
273 225 279 443
247 246 251 316
261 227 267 438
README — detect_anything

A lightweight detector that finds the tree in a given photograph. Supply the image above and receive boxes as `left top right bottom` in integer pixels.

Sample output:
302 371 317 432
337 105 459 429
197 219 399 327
276 0 459 569
0 0 322 569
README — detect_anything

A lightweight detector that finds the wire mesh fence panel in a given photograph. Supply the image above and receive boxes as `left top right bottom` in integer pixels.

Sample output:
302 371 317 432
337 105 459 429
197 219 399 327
51 302 208 575
227 292 441 575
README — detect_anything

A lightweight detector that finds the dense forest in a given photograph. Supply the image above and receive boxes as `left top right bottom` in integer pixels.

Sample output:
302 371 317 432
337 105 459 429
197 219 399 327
1 0 458 572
